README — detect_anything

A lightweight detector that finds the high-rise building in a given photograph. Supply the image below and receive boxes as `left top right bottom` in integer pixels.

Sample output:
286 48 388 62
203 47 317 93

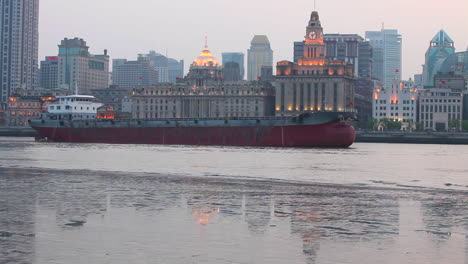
324 34 373 79
138 51 183 83
0 0 39 108
112 57 158 90
293 41 305 63
294 35 373 79
365 29 402 89
168 58 184 83
422 30 455 87
247 35 273 81
275 11 355 116
222 52 245 80
39 56 60 89
223 62 242 82
57 38 109 94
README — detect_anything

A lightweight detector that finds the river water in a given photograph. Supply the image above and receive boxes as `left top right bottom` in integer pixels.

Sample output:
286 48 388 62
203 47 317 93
0 137 467 264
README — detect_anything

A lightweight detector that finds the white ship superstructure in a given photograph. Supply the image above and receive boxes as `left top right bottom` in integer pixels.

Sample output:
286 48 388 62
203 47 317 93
46 95 103 120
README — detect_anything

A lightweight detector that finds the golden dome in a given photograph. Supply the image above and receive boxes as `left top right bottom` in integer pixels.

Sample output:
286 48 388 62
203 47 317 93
192 39 220 67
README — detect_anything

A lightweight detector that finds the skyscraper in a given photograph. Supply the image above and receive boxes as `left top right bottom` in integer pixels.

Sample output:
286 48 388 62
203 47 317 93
58 38 109 94
365 29 402 89
112 57 158 89
222 52 245 80
39 57 60 89
247 35 273 81
168 58 184 83
0 0 39 108
422 30 455 87
138 51 183 83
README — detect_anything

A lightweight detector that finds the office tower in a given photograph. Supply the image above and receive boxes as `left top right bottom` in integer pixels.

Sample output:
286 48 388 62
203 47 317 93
422 30 455 87
0 0 39 108
58 38 109 94
222 52 245 80
112 57 158 89
168 58 184 83
247 35 273 81
39 56 60 89
365 29 402 88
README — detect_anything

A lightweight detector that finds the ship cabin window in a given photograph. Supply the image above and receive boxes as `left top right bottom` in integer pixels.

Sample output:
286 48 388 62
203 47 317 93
57 106 61 110
87 107 89 110
50 106 55 110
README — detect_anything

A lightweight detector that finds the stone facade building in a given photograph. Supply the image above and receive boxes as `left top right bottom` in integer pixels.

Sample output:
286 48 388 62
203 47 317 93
275 11 355 116
419 88 463 131
373 79 419 129
5 88 68 126
131 43 275 119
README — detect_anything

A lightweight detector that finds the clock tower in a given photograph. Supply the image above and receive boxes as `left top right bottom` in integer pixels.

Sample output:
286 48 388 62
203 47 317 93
303 11 325 60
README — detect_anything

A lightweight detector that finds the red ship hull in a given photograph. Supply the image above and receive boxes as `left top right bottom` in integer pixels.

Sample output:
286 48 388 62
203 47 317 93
30 120 355 148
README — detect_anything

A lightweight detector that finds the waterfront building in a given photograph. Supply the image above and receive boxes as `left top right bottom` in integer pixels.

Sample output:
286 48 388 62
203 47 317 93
5 88 68 126
275 11 355 116
131 43 275 119
0 0 39 109
422 30 455 87
373 79 418 130
39 56 60 89
57 38 109 94
247 35 273 81
419 88 463 131
222 52 245 80
91 86 132 118
112 57 158 90
365 29 402 89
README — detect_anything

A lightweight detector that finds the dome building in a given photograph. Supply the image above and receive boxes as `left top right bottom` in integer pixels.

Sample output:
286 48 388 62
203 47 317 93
187 39 223 88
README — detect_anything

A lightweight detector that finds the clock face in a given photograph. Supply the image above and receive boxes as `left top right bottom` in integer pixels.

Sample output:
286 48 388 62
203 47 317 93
309 31 317 40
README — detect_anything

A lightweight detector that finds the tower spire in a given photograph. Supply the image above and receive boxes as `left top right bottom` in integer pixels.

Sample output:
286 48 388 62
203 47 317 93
204 35 208 49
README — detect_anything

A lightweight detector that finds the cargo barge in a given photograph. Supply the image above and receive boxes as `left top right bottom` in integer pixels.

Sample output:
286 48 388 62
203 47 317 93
28 95 356 147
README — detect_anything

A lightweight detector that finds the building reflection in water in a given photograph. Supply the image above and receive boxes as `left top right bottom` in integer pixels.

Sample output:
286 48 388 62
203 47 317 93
2 167 468 264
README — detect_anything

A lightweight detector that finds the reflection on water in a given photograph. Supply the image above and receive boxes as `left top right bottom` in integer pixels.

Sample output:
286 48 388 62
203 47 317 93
1 167 467 264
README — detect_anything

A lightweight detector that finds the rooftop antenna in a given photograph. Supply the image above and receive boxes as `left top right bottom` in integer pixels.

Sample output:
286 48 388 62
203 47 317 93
382 22 385 30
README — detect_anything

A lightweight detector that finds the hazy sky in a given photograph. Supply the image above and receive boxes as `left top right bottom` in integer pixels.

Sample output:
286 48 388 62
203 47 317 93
39 0 468 79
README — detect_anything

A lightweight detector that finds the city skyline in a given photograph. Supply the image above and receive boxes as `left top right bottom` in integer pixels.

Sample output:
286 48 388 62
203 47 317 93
38 0 468 80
